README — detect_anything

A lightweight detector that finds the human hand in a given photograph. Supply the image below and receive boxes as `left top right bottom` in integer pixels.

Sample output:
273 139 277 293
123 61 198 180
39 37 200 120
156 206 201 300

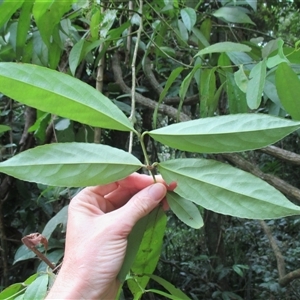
46 173 172 300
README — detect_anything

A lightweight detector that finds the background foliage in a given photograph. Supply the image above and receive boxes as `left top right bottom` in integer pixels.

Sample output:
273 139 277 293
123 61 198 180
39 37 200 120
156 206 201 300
1 0 300 299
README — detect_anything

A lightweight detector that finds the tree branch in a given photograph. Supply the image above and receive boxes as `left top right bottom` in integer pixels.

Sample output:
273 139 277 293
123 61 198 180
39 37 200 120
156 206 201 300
260 145 300 166
112 52 190 122
260 220 286 278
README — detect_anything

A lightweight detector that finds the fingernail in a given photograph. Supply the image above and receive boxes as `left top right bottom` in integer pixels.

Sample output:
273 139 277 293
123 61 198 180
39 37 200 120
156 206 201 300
148 183 167 201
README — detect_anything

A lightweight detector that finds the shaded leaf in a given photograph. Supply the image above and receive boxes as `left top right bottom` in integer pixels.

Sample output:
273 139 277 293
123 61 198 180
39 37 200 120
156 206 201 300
42 206 68 239
149 114 300 153
166 192 203 229
195 42 251 57
180 7 196 32
159 158 300 219
0 124 11 134
246 59 267 109
23 274 48 300
276 62 300 120
0 143 142 187
234 65 249 93
0 63 134 131
226 72 248 113
213 7 255 25
200 68 216 117
14 245 36 264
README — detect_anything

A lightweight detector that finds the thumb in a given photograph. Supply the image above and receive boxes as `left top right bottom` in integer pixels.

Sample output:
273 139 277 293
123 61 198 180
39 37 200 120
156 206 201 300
118 183 167 227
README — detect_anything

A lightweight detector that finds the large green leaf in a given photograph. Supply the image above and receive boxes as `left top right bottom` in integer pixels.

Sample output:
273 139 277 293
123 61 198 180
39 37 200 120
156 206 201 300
149 114 300 153
128 207 167 296
0 63 134 131
0 125 11 134
180 7 196 32
166 192 203 229
276 62 300 120
159 159 300 219
195 42 251 57
0 143 142 187
246 59 267 109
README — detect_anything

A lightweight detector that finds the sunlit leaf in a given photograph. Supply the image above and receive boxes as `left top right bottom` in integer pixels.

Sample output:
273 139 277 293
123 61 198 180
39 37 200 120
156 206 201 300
147 274 191 300
127 207 166 296
0 63 134 131
166 192 203 229
0 143 142 187
159 158 300 219
149 114 300 153
0 0 24 29
16 0 34 59
246 59 267 109
276 62 300 120
195 42 251 57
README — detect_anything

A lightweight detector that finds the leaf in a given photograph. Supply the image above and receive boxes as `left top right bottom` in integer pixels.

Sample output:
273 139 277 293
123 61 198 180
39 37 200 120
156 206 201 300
69 39 86 76
226 72 248 114
234 65 249 93
159 158 300 219
0 63 134 131
0 143 142 187
276 62 300 120
0 0 24 29
42 206 68 239
149 114 300 153
23 274 48 300
200 68 216 117
180 7 196 32
0 125 11 134
0 283 24 299
177 20 188 42
191 27 210 48
246 0 257 11
117 214 150 283
127 207 166 296
166 192 203 229
16 0 34 59
266 39 289 69
147 274 191 300
33 0 74 47
213 7 255 25
195 42 251 57
14 245 36 264
153 67 184 128
246 59 267 109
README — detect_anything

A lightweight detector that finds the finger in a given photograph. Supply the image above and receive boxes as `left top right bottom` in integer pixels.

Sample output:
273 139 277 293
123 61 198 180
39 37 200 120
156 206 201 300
115 183 167 228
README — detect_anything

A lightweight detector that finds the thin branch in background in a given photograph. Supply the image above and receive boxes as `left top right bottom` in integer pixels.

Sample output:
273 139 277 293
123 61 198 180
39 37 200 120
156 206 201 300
259 220 286 279
125 1 133 65
128 0 143 153
94 7 106 144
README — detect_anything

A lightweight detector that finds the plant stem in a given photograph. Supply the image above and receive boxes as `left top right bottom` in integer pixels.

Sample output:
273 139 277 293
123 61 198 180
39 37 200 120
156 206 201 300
128 0 143 153
140 132 156 182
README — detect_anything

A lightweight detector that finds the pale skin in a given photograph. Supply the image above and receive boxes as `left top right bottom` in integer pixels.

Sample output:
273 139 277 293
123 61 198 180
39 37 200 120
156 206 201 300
46 173 174 300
